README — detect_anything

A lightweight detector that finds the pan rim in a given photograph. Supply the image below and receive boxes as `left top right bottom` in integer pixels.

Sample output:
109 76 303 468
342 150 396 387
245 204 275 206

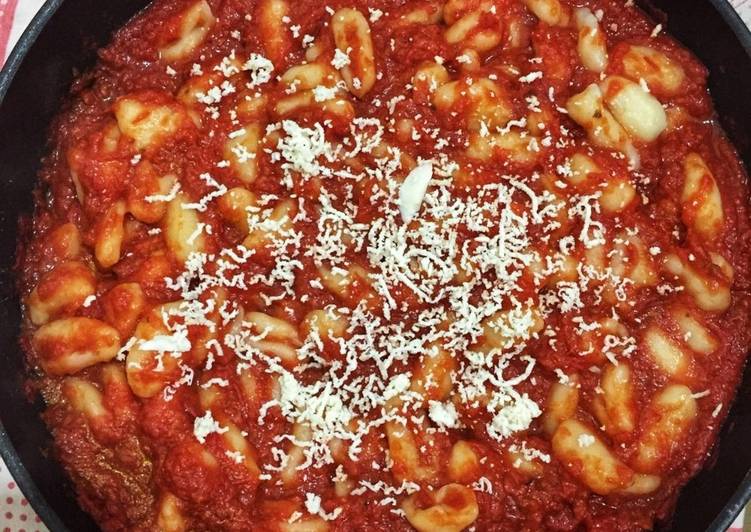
0 0 63 105
0 4 71 531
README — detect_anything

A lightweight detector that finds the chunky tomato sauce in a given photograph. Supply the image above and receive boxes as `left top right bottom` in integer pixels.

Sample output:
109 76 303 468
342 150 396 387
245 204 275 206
17 0 751 531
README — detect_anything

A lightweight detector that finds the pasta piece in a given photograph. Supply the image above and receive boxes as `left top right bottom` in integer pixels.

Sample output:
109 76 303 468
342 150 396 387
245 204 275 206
634 384 698 473
259 498 331 532
412 61 450 104
331 8 377 97
159 0 216 62
567 153 600 186
279 423 312 487
125 303 184 398
523 0 570 26
199 387 262 478
132 251 176 293
574 8 608 73
610 233 658 288
99 363 137 420
566 84 631 153
542 376 579 435
221 422 262 477
164 192 208 263
505 12 532 49
456 48 481 71
274 91 355 123
671 306 719 355
410 345 456 401
281 63 340 90
94 200 126 268
551 419 632 495
33 317 121 375
281 517 330 532
448 440 480 483
65 368 139 444
177 70 223 110
27 261 95 325
506 445 545 478
257 0 292 67
621 473 662 496
236 93 269 121
402 483 479 532
66 123 128 205
682 153 724 241
243 199 296 251
709 251 734 281
574 317 630 366
621 45 686 95
642 325 693 382
600 76 667 142
300 308 348 343
466 130 538 165
156 493 187 532
317 263 378 308
442 0 474 24
598 363 636 436
63 377 108 425
127 162 177 223
663 253 731 312
481 306 544 350
243 311 302 368
238 367 278 418
217 187 257 235
444 4 502 53
600 177 636 213
433 79 513 131
45 223 82 261
385 421 434 483
114 92 194 152
224 124 262 184
400 1 444 25
101 283 146 339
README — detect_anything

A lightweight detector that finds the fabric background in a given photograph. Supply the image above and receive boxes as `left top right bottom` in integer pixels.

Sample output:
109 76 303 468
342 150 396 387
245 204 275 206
1 0 750 530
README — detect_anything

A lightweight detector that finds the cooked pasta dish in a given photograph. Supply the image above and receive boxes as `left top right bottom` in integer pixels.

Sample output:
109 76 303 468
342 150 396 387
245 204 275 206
17 0 751 530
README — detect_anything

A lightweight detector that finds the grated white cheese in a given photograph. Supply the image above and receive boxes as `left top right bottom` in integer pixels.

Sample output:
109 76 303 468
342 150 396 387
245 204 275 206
243 53 274 87
428 401 460 429
193 410 228 444
139 331 191 353
331 48 351 70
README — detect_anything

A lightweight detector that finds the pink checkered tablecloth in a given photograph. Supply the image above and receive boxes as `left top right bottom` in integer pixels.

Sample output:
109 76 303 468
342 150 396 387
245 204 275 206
1 0 751 530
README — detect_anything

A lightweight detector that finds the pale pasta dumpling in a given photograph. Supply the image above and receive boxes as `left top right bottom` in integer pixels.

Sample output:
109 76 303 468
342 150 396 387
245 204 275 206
159 0 216 62
574 8 608 73
682 153 725 241
600 75 668 143
620 45 686 95
114 92 194 152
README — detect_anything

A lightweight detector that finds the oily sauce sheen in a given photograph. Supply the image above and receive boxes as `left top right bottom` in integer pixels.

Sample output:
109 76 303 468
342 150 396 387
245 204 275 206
17 0 751 531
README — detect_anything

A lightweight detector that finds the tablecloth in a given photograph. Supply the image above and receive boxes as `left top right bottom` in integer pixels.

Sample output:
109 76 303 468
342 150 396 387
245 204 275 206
1 0 750 530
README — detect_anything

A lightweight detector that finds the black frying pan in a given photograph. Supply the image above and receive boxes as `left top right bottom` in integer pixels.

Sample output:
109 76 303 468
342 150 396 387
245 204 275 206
1 1 751 530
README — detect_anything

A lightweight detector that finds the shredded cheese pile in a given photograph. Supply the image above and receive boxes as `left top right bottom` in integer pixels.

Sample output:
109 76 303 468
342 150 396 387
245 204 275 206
123 43 649 510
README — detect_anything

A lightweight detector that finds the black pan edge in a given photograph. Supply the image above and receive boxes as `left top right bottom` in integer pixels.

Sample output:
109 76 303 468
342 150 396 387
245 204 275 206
2 1 751 531
0 0 62 103
0 2 68 530
709 0 751 58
